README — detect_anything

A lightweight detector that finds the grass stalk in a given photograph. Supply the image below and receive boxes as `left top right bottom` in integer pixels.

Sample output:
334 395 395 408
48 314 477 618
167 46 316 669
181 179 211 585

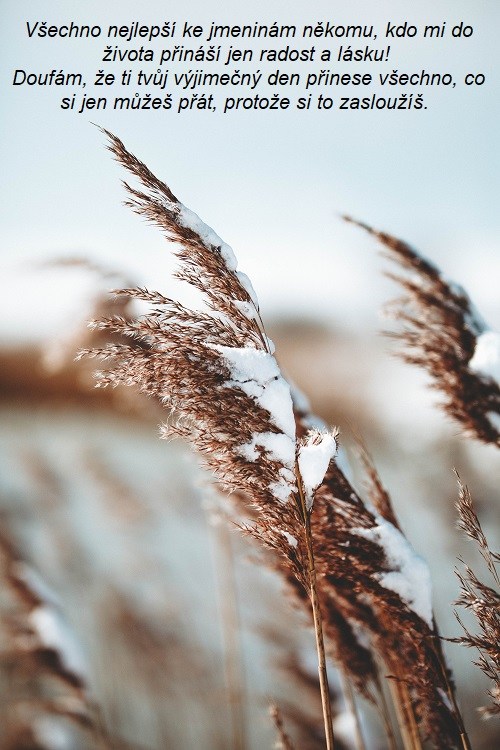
387 674 421 750
377 630 422 750
376 674 398 750
433 627 472 750
401 681 423 750
211 516 247 750
340 671 366 750
295 465 335 750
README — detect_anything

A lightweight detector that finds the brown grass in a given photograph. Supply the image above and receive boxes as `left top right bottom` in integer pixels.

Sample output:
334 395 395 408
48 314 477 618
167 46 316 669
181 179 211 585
6 131 498 748
453 477 500 719
344 217 500 446
76 131 479 749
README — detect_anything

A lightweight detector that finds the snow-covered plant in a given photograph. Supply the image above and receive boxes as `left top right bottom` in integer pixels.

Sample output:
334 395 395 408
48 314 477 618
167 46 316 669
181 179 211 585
344 216 500 743
292 402 468 749
81 129 338 748
344 217 500 445
81 132 470 749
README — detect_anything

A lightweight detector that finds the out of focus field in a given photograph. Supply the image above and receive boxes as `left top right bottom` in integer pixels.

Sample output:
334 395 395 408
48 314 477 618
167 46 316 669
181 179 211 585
1 3 499 744
0 253 498 747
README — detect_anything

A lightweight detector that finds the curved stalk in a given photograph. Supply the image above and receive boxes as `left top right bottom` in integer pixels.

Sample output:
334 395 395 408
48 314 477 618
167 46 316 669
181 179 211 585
295 465 335 750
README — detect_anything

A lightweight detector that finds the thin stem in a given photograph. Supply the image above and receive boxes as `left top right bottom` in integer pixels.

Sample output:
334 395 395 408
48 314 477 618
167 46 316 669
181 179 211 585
376 674 398 750
211 515 247 750
340 671 366 750
401 681 423 750
387 676 419 750
295 465 335 750
379 638 422 750
432 624 472 750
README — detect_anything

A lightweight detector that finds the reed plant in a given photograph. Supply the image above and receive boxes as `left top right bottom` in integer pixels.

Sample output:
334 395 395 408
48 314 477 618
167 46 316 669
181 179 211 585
75 131 500 749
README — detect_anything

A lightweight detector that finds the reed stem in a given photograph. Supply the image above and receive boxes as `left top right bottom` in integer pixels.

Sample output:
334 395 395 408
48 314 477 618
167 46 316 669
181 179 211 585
340 672 366 750
433 625 472 750
211 514 247 750
295 465 335 750
376 674 398 750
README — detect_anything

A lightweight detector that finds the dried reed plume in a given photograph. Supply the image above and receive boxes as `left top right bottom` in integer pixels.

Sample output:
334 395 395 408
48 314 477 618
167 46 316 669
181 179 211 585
41 257 135 376
454 477 500 719
82 132 469 749
344 217 500 446
0 527 112 749
81 129 338 747
288 399 468 749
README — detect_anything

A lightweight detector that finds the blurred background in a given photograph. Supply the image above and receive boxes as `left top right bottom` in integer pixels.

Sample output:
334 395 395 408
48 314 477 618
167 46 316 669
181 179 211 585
1 0 499 747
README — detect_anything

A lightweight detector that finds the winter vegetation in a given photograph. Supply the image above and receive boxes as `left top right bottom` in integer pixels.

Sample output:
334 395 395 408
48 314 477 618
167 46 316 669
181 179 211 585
0 132 498 749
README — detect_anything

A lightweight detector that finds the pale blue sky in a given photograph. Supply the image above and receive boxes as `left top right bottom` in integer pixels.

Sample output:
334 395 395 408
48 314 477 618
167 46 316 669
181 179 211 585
1 0 499 338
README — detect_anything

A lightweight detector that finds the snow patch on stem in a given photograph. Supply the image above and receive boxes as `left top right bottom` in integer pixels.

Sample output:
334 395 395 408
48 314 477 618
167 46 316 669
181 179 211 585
297 430 337 511
177 204 238 271
236 271 259 308
468 330 500 386
212 344 297 503
273 528 298 548
239 432 295 466
176 206 263 326
214 345 296 439
353 516 433 626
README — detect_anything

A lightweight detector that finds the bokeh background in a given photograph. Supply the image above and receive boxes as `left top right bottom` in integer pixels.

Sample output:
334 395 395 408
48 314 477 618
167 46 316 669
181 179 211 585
1 1 499 747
